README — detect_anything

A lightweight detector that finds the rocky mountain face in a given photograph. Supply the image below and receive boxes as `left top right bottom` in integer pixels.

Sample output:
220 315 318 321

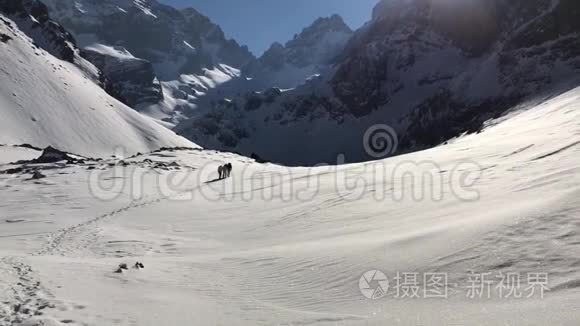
40 0 254 109
42 0 254 76
176 0 580 165
332 0 541 119
171 15 356 160
151 13 354 124
0 0 79 63
38 0 352 123
244 15 353 89
334 0 580 149
142 12 355 125
81 44 164 107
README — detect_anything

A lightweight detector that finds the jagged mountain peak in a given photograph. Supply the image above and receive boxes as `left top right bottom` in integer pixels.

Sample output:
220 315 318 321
290 14 352 43
180 6 208 21
267 42 284 51
259 14 353 62
247 14 354 87
285 14 352 50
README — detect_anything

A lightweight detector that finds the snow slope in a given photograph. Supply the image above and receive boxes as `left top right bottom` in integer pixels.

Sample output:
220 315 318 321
1 84 579 325
0 13 196 157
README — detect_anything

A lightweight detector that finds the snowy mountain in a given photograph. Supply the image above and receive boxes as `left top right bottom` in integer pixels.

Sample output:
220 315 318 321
7 0 578 165
0 0 195 157
38 1 355 126
177 0 580 165
40 0 254 116
41 0 254 77
244 14 353 89
141 12 354 125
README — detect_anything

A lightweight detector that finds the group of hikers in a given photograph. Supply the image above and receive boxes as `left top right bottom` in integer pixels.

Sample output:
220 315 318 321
218 163 232 179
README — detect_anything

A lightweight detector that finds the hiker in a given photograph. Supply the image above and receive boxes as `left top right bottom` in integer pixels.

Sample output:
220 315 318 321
218 165 224 179
226 163 232 178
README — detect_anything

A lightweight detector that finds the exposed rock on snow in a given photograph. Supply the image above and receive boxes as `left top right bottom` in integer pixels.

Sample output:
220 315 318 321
34 146 72 163
0 32 11 42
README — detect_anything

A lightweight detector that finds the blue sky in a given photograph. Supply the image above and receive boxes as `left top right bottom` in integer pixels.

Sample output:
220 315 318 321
159 0 379 56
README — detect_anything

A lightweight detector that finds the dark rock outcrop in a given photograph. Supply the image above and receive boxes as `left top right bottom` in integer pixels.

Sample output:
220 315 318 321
0 0 78 62
82 46 164 107
34 146 72 163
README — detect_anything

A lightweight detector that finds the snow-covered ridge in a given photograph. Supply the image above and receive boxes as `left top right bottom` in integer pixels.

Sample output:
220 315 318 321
84 43 137 61
0 4 196 157
47 0 159 21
